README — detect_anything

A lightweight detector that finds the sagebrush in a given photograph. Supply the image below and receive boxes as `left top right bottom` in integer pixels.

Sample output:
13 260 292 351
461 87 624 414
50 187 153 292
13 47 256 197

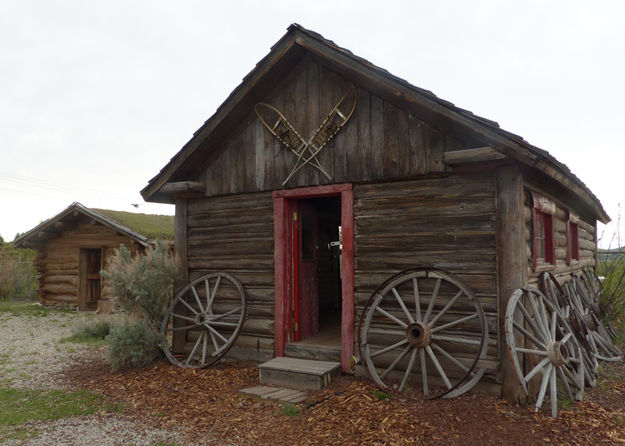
0 241 38 301
106 320 162 370
102 241 178 332
101 241 178 369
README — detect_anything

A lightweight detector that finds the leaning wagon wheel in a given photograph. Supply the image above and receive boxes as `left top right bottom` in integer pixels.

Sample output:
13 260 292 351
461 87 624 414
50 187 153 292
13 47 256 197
161 272 247 368
358 268 489 399
567 275 622 363
505 286 585 418
541 272 598 386
576 270 603 317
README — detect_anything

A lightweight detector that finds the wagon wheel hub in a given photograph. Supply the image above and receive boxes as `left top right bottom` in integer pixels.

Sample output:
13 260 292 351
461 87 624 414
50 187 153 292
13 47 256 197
405 322 431 347
193 313 207 325
547 341 570 367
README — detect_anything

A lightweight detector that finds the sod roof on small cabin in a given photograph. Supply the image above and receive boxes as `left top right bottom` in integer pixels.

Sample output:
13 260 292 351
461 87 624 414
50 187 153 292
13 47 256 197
13 202 174 249
92 209 174 240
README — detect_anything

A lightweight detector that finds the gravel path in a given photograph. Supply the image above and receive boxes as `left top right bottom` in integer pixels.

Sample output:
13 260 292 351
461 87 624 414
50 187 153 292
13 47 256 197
0 306 195 445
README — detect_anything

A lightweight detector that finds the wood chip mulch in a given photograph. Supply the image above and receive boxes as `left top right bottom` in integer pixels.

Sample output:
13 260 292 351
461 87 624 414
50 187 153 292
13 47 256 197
64 357 625 446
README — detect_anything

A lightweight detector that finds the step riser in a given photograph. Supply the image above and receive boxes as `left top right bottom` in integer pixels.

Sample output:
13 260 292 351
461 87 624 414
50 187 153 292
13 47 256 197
284 344 341 362
260 367 338 391
258 356 341 391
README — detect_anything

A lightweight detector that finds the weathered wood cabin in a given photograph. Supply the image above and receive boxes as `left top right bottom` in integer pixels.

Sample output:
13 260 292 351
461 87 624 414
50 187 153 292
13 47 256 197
14 202 174 311
142 25 609 397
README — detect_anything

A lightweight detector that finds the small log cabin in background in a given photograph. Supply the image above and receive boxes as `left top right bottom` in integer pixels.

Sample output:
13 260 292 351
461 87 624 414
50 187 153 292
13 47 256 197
141 25 609 399
14 202 174 311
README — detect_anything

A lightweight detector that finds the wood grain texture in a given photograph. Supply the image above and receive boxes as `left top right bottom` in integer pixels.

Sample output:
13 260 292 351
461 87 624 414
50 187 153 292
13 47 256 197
34 218 142 307
202 58 466 195
353 174 499 374
186 192 276 356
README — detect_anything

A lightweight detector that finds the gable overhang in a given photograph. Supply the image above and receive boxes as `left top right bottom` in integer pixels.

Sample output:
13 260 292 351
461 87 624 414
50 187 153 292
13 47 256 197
14 202 150 249
141 24 609 224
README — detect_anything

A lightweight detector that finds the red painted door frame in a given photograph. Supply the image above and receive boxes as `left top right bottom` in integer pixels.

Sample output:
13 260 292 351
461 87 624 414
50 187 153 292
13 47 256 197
273 184 354 373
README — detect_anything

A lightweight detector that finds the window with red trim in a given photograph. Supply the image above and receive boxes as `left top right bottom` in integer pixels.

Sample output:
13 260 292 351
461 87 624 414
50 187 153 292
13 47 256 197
531 192 556 269
567 212 580 264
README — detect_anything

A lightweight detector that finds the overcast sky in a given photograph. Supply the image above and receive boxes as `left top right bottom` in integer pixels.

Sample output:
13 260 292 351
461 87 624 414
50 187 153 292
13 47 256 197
1 0 624 247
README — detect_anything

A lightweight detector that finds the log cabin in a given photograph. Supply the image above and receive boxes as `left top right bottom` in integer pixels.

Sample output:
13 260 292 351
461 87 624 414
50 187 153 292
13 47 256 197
141 25 609 399
14 202 174 311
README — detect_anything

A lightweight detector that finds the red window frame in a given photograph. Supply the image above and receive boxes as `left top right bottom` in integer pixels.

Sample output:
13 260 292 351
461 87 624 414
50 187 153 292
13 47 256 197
567 212 580 264
531 192 556 270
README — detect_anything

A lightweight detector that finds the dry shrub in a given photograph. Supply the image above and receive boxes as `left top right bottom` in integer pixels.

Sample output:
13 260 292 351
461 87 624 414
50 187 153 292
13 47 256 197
101 241 178 370
0 244 38 301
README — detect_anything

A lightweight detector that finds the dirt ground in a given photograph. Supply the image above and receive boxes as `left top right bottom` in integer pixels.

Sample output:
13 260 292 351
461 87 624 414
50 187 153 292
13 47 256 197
65 353 625 446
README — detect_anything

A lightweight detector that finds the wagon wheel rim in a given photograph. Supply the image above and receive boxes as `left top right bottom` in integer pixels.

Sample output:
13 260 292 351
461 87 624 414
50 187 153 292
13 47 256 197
161 272 247 369
505 286 585 417
540 272 570 314
543 274 600 384
358 268 489 400
567 276 622 363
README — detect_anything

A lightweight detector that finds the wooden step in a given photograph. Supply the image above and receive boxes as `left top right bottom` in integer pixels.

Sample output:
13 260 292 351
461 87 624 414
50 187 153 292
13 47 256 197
284 343 341 362
258 357 341 391
239 385 308 404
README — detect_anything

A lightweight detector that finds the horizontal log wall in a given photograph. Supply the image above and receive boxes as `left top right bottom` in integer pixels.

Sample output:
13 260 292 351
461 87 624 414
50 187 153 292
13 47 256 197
203 56 466 195
353 174 500 381
185 192 275 360
524 188 597 286
35 219 141 307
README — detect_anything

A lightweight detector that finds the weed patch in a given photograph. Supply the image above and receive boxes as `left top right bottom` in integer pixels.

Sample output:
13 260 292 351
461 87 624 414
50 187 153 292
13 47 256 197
0 386 123 440
373 389 390 401
60 320 111 347
0 301 72 318
280 403 300 417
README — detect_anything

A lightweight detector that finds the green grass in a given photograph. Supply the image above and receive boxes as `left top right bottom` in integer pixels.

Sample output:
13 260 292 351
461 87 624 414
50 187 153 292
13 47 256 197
59 320 111 347
280 403 300 417
0 386 124 441
0 301 73 317
59 333 108 348
373 389 390 401
93 208 174 240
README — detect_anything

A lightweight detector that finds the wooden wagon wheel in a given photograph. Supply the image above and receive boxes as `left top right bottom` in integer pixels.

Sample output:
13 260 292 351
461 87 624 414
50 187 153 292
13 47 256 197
541 272 598 386
566 275 622 363
577 269 603 316
161 272 247 368
358 268 489 399
505 286 585 418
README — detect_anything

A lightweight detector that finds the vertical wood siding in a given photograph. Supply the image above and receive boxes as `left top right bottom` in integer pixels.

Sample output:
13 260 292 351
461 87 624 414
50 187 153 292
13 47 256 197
203 57 466 196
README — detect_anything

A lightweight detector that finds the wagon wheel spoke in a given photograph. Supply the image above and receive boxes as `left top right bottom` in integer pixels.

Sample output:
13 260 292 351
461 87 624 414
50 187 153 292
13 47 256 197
370 339 408 359
425 345 452 389
172 313 196 323
505 286 586 417
359 268 488 399
379 345 411 380
392 288 415 324
413 278 422 322
166 324 196 331
419 348 428 395
427 290 463 327
375 305 408 328
191 285 205 314
161 272 247 369
185 332 204 366
430 313 477 334
399 348 418 392
423 278 441 323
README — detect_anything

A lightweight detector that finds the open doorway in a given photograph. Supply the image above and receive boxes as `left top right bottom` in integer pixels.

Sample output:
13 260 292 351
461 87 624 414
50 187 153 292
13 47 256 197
273 184 354 373
293 197 342 348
